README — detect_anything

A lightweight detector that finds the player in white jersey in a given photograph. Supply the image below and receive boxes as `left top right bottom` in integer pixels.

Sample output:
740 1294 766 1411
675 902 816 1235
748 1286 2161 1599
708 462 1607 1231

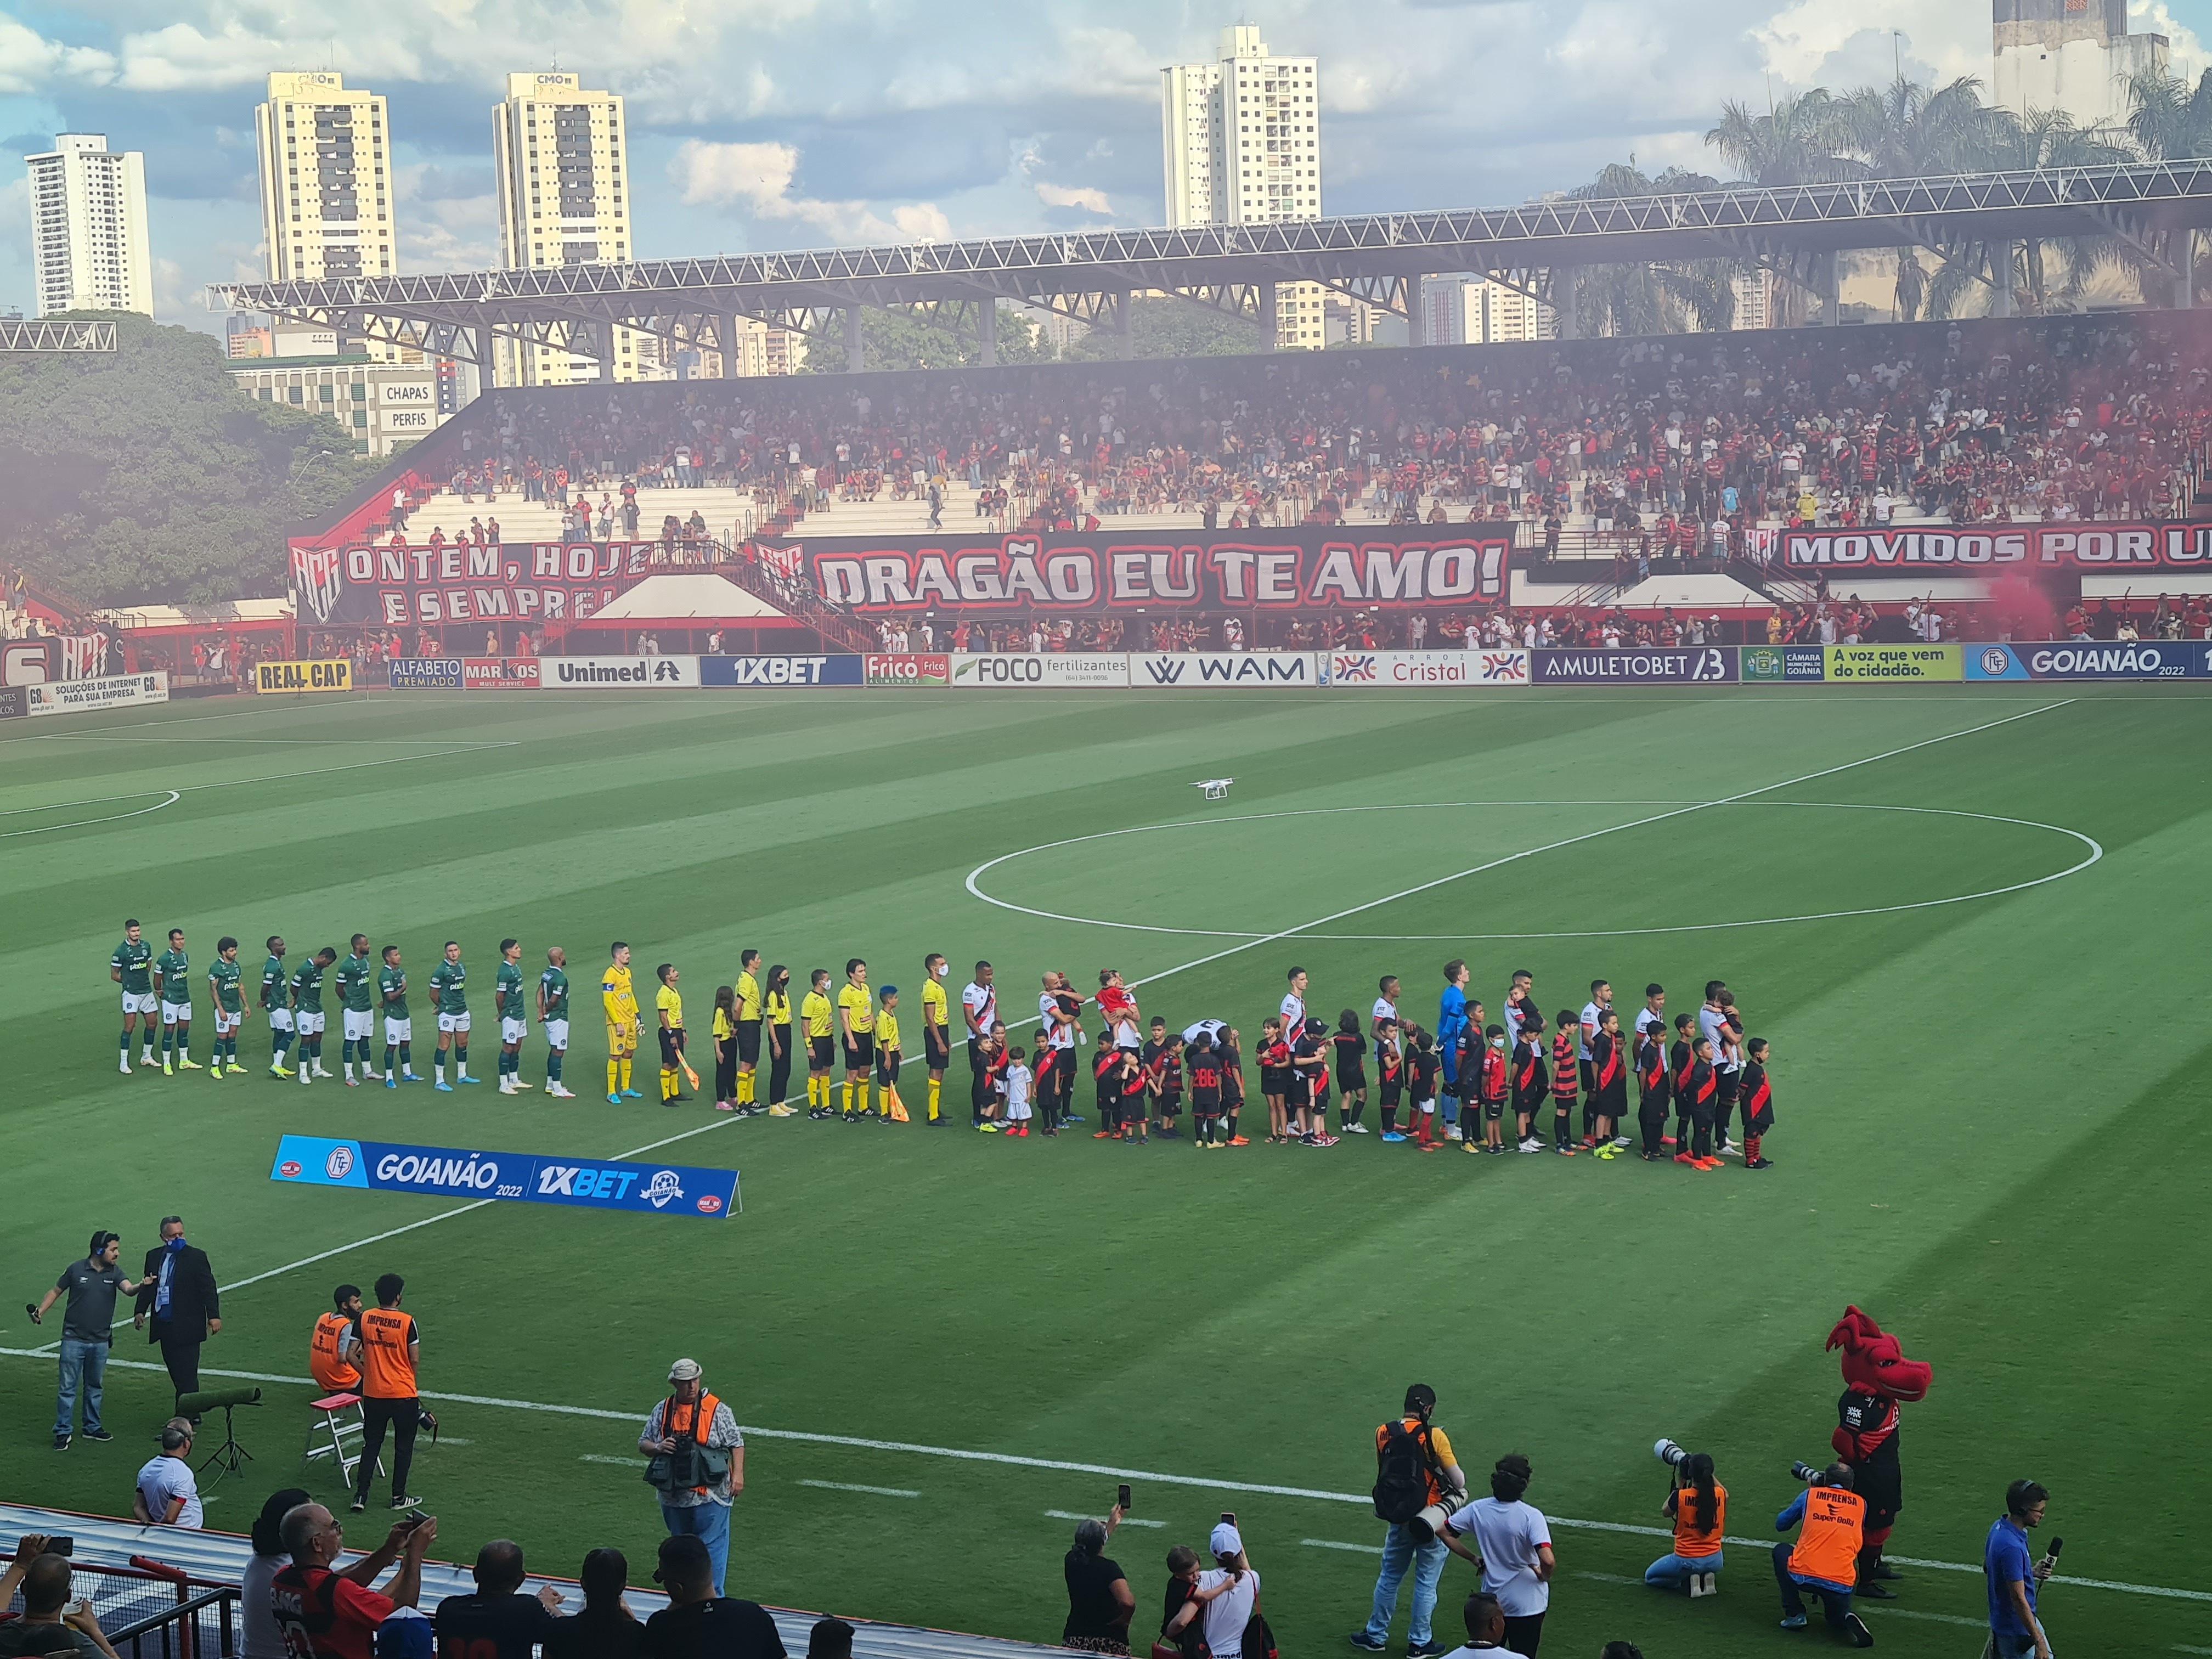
1280 966 1309 1043
961 961 997 1129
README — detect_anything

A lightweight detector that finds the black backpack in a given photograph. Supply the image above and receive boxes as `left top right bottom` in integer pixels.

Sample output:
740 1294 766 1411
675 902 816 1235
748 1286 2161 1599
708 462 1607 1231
1372 1419 1438 1523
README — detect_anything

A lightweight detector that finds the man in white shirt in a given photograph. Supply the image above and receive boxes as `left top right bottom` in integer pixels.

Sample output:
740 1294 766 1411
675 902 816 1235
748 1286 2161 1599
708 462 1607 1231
1440 1454 1553 1659
1371 977 1401 1061
961 963 996 1128
1280 968 1308 1039
1437 1591 1530 1659
134 1422 204 1527
1039 972 1081 1129
1699 981 1742 1154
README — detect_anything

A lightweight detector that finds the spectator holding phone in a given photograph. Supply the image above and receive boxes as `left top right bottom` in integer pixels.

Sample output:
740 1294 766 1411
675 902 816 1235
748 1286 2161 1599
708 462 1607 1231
1063 1508 1135 1655
0 1535 121 1658
270 1502 437 1657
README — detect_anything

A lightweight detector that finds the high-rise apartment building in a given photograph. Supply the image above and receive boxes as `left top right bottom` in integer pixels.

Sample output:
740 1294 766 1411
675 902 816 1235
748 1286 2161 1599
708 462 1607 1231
255 74 395 281
1421 275 1551 345
25 135 153 318
1161 24 1324 349
492 71 637 385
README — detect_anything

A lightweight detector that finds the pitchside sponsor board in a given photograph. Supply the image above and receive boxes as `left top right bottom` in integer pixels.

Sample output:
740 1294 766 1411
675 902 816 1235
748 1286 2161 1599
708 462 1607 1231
1739 646 1830 683
1329 649 1532 686
1129 651 1323 687
2 639 55 687
255 659 353 693
541 656 701 690
289 541 662 628
26 673 170 716
799 529 1513 615
269 1133 738 1219
1966 641 2212 680
1532 647 1737 684
699 654 864 686
462 657 541 689
948 653 1130 688
1824 644 1961 682
0 686 25 719
865 653 951 687
388 658 463 689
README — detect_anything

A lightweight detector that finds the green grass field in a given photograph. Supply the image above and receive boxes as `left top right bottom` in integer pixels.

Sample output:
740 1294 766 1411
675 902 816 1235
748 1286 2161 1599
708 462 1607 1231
3 682 2207 1659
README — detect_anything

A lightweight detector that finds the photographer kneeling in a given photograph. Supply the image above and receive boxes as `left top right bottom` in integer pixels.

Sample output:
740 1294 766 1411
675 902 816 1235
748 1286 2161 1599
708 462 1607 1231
1773 1463 1872 1647
1644 1443 1725 1593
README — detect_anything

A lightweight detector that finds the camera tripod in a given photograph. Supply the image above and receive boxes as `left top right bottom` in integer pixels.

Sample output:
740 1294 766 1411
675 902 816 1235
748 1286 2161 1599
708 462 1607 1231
196 1401 258 1486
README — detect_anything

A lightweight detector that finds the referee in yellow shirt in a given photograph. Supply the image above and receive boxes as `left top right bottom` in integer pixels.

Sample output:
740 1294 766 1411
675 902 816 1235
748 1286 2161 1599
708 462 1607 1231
875 986 906 1122
732 950 764 1112
654 963 688 1105
836 958 875 1122
800 969 836 1118
603 942 641 1103
921 954 951 1126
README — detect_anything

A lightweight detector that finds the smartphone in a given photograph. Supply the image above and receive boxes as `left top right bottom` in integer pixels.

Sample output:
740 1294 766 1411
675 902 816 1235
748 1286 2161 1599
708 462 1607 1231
1220 1513 1235 1526
402 1509 429 1532
1117 1483 1132 1514
48 1537 74 1557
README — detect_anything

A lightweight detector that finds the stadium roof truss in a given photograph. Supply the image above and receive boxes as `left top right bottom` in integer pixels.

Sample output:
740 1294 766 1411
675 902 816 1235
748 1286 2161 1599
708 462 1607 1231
0 319 118 352
212 162 2212 366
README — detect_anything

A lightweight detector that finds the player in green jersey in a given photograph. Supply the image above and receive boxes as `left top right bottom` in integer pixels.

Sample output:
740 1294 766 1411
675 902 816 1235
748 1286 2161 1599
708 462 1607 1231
538 947 574 1098
111 919 155 1073
494 938 533 1095
259 935 294 1076
378 944 420 1087
151 928 201 1074
207 937 249 1076
290 947 336 1087
336 934 377 1087
428 940 477 1091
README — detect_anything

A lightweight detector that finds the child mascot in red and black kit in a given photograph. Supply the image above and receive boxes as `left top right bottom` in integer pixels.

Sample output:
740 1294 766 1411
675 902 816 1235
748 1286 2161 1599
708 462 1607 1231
1826 1307 1934 1599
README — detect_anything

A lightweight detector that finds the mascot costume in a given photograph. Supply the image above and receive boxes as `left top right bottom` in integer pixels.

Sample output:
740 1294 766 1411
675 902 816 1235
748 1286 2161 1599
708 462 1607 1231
1826 1306 1933 1596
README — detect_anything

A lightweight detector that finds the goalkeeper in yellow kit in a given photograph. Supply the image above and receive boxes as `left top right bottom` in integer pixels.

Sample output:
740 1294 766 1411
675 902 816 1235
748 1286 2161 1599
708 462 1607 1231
603 941 642 1103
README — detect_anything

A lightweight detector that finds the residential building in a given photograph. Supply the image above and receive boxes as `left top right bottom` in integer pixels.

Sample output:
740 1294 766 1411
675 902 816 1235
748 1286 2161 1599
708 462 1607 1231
1419 275 1550 345
1994 0 2166 134
254 73 396 283
1730 268 1775 330
491 71 638 386
1161 24 1325 349
230 356 442 459
25 134 153 318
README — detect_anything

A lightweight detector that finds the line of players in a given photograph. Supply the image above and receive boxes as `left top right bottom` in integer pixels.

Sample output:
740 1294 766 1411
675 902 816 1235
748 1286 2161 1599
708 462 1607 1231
106 924 1776 1166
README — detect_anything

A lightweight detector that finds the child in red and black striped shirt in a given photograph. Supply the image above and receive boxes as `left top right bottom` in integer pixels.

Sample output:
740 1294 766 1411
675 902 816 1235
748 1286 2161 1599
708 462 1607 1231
1740 1037 1775 1170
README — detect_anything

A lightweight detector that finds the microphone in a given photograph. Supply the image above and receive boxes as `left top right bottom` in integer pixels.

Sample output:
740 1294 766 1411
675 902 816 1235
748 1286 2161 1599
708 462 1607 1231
2036 1537 2063 1576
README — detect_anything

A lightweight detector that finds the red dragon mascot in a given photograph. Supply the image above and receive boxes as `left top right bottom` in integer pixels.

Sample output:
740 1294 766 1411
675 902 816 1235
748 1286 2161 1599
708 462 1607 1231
1826 1306 1933 1597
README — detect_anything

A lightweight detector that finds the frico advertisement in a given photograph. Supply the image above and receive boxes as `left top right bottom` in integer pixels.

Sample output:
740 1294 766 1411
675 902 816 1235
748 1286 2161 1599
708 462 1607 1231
1329 649 1531 687
1966 641 2212 680
388 658 464 690
865 653 951 687
1129 651 1323 688
798 528 1511 616
25 673 170 716
289 541 665 628
1738 646 1830 683
541 656 702 690
269 1133 739 1219
699 654 864 686
1824 644 1962 682
949 652 1130 689
1532 647 1738 684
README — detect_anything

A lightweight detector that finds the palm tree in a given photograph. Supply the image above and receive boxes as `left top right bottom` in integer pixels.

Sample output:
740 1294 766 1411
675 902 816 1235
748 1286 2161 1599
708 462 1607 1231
2124 66 2212 159
1558 164 1742 335
1706 91 1862 185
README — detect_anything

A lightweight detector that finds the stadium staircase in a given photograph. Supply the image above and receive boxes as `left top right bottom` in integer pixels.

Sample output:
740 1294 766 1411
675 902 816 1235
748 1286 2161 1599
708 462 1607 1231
0 1499 1076 1659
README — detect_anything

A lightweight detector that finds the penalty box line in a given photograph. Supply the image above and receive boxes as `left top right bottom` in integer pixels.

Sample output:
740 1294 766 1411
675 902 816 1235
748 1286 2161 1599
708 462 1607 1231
0 1346 2200 1607
1118 699 2078 998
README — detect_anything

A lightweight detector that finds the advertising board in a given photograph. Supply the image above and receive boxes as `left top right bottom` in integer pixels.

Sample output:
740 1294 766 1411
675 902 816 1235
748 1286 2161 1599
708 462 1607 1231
947 653 1131 688
254 660 353 693
26 672 170 716
387 658 462 689
1531 647 1737 684
1965 641 2212 680
1823 644 1962 682
864 653 952 687
1328 649 1531 686
1128 652 1323 687
699 654 865 686
540 656 701 690
269 1133 738 1219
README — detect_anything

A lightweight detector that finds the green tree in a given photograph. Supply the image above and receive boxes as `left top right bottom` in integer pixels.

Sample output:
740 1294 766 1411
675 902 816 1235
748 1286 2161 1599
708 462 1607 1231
1058 297 1260 361
802 304 1054 372
0 313 380 606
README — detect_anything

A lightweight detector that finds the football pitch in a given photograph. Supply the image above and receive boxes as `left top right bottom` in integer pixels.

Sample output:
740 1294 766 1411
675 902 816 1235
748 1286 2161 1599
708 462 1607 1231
3 682 2208 1659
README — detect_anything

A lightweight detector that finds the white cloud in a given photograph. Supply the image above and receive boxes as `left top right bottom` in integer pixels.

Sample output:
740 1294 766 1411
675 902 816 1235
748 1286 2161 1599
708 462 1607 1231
0 12 115 93
672 138 948 244
1035 181 1111 213
2134 0 2210 83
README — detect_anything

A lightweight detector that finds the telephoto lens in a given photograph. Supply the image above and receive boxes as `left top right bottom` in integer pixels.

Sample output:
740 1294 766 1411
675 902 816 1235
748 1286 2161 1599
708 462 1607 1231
1790 1461 1821 1483
1654 1438 1689 1468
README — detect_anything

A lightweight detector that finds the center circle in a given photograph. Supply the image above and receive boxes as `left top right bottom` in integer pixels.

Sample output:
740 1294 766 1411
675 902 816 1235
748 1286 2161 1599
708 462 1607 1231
963 801 2102 941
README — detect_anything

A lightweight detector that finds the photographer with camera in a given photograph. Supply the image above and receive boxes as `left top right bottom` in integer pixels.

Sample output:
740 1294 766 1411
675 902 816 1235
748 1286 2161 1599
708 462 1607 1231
1352 1384 1466 1657
640 1358 745 1598
1644 1441 1725 1594
1771 1463 1873 1647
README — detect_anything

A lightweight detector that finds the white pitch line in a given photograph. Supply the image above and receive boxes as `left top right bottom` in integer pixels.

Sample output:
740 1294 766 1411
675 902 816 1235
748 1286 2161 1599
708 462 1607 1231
0 791 182 839
0 1346 2198 1606
1301 1539 1384 1554
805 1481 921 1498
1046 1510 1162 1528
579 1454 637 1466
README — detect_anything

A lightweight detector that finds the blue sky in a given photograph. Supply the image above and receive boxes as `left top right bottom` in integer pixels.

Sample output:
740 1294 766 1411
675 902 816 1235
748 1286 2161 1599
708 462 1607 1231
3 0 2205 332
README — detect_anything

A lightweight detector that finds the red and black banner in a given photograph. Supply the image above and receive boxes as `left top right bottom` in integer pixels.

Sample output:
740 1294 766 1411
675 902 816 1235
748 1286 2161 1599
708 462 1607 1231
287 542 663 628
791 529 1513 614
1782 521 2212 573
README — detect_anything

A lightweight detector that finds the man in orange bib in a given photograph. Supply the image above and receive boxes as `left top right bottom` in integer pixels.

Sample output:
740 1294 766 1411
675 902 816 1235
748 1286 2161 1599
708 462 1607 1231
308 1285 363 1393
1771 1463 1872 1646
342 1273 424 1514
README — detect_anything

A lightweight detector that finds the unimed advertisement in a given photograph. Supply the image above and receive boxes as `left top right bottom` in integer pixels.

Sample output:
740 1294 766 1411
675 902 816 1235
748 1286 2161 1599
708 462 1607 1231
948 653 1129 689
1824 644 1961 682
1329 649 1531 687
26 672 171 716
541 656 701 690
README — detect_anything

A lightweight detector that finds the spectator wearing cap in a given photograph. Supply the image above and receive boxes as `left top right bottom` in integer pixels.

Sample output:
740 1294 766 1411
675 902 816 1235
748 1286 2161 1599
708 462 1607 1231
241 1488 312 1659
132 1421 202 1527
1165 1523 1260 1659
433 1539 566 1658
1063 1509 1135 1654
544 1549 644 1659
642 1534 787 1659
640 1358 746 1598
0 1533 120 1658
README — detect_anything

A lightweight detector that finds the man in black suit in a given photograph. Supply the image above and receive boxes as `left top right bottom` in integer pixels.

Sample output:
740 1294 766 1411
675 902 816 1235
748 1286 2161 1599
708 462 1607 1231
133 1216 219 1418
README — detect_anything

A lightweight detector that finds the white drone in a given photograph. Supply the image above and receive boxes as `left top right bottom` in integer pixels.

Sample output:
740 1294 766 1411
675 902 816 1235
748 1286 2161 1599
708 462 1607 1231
1192 778 1235 802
